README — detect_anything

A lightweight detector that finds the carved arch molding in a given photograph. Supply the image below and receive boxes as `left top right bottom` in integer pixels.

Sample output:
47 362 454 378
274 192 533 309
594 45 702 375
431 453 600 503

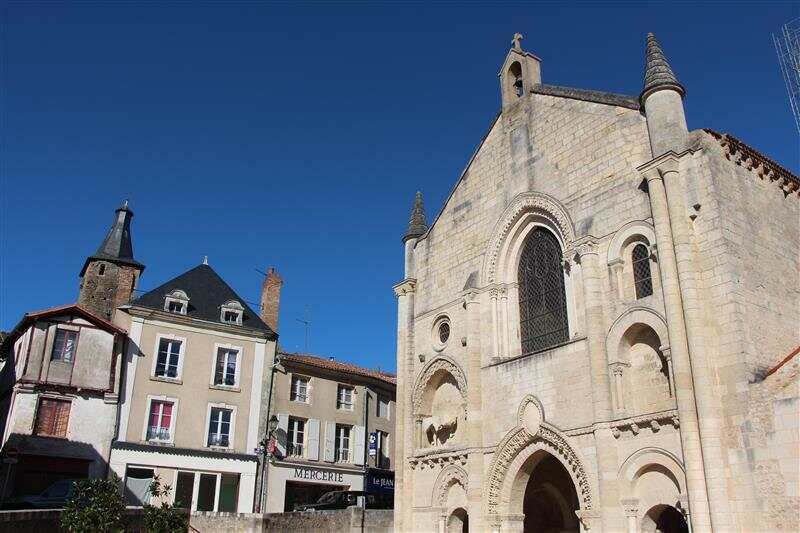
485 395 594 516
483 192 576 284
433 464 469 508
411 356 468 416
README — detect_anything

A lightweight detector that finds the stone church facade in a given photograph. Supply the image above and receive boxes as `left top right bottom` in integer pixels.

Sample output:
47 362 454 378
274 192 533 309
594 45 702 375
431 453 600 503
393 33 799 533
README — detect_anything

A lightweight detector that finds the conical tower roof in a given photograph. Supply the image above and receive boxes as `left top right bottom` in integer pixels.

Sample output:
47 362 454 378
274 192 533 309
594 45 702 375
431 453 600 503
403 191 428 242
640 32 685 105
80 200 145 275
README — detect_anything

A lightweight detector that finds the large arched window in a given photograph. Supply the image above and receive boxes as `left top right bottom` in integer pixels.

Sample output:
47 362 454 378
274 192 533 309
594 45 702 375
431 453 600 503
632 244 653 299
518 228 569 354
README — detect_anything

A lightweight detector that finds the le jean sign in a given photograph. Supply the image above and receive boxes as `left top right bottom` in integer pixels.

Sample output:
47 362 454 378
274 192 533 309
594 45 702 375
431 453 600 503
292 467 345 483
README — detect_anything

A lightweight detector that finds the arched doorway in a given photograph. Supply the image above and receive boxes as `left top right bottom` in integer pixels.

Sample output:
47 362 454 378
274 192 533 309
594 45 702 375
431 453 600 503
523 453 580 533
447 507 468 533
642 504 688 533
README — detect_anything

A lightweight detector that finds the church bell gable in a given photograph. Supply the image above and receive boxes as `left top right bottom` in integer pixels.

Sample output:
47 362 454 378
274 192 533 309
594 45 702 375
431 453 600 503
499 33 542 109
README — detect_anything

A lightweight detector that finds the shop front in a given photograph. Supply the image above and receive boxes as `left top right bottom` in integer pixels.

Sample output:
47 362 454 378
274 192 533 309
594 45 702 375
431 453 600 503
264 461 365 513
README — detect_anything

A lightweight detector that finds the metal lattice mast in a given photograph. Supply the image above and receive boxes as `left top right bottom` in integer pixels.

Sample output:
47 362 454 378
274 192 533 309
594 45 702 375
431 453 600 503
774 18 800 134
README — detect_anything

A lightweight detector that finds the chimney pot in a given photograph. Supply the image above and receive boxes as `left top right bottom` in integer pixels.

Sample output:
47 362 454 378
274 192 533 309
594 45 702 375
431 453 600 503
260 266 283 333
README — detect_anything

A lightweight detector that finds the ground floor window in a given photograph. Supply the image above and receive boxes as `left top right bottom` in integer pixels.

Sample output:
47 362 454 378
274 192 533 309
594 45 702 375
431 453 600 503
283 481 347 512
170 470 240 512
124 467 154 506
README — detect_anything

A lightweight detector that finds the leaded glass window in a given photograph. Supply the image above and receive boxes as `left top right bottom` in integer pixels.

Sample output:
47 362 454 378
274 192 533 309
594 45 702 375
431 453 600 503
632 244 653 298
518 228 569 354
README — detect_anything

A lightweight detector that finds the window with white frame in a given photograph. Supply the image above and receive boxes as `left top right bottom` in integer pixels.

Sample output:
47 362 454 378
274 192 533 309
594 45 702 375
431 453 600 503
51 328 78 363
207 407 233 447
337 385 354 411
334 424 351 463
376 430 390 469
146 399 174 442
287 417 305 457
154 337 182 379
376 396 390 419
290 375 309 403
164 289 189 315
220 300 244 325
213 347 239 387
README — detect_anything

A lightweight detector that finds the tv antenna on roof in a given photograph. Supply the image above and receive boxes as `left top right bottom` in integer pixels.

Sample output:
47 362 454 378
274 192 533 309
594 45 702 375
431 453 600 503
296 306 311 352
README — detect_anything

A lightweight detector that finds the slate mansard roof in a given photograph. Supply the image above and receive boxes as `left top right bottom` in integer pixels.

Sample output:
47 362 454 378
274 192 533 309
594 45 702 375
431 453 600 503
131 263 276 338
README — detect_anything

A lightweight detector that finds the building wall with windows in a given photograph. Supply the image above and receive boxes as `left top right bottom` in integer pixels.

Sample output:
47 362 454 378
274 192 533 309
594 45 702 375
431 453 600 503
0 306 126 498
109 262 278 514
394 34 799 533
262 352 396 513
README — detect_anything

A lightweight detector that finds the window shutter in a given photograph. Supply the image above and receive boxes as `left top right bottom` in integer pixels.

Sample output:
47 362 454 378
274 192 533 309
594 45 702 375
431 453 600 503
307 419 320 461
55 401 71 437
34 399 55 435
323 421 336 462
276 414 288 457
353 425 365 466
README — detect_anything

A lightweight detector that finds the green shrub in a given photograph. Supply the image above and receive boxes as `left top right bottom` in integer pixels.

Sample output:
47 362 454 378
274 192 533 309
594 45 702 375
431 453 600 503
142 475 188 533
60 477 125 533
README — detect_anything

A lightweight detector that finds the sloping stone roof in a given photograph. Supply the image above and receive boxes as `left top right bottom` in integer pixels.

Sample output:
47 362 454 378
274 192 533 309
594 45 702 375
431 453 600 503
532 84 640 110
279 351 396 386
704 129 799 195
640 32 685 104
81 201 144 276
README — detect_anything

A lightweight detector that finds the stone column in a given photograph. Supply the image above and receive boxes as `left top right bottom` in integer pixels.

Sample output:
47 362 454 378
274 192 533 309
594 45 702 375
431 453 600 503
576 239 622 531
658 157 732 530
393 278 417 532
640 159 712 532
499 287 510 357
464 289 484 530
620 498 639 533
609 259 625 300
490 288 500 357
609 362 629 413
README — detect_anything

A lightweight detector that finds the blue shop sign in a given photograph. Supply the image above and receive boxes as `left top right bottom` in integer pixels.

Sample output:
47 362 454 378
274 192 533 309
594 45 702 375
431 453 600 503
366 468 394 496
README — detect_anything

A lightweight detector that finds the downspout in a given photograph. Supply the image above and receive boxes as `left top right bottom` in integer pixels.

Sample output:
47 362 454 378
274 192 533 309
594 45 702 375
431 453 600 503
106 334 126 479
362 385 370 490
257 350 281 513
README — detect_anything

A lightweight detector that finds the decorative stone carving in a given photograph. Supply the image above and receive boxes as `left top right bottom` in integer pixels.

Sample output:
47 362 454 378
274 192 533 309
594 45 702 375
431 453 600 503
517 394 544 437
485 424 594 515
409 449 469 471
411 356 468 417
610 409 679 439
484 192 576 284
432 464 469 507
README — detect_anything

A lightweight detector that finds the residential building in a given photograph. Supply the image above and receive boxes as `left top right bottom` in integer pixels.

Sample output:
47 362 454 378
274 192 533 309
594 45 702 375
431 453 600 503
109 261 279 513
394 32 799 533
0 305 127 499
262 351 396 513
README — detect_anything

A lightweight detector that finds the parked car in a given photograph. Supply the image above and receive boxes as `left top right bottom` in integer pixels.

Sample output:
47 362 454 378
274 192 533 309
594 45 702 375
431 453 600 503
1 478 80 509
293 490 388 511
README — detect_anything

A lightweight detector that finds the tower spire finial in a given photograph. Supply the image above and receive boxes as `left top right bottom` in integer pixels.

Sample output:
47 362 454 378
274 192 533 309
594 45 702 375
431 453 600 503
640 32 685 105
512 32 524 50
403 191 428 242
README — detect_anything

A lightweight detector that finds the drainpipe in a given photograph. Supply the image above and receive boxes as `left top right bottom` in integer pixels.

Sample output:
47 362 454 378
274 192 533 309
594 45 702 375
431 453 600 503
257 351 281 513
362 385 370 494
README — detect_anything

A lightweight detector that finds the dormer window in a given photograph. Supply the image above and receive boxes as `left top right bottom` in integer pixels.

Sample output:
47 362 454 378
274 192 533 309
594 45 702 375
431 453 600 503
220 300 244 325
164 290 189 315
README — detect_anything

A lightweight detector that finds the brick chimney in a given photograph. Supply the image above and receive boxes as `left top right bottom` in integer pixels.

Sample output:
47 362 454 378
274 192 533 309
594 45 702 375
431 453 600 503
260 267 283 333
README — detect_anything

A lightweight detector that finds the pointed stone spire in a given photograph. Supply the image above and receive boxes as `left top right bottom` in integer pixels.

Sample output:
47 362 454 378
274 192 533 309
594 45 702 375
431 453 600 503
403 191 428 242
640 32 685 105
80 200 144 275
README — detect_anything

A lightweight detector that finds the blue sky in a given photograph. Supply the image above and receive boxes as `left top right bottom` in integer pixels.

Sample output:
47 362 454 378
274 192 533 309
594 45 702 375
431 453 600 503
2 2 797 372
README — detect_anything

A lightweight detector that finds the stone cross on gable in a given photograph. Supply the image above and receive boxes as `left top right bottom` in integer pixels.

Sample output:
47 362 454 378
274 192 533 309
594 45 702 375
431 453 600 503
512 33 523 50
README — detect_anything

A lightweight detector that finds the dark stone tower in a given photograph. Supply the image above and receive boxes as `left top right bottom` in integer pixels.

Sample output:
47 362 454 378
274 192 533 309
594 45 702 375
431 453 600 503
78 200 145 319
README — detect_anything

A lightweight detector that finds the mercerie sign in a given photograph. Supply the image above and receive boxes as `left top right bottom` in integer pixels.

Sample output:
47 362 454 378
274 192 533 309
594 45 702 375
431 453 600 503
293 467 345 483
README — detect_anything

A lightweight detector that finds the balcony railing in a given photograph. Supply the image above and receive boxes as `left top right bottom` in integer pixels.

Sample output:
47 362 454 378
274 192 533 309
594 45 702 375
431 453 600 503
287 443 304 457
207 433 230 447
335 449 350 463
147 426 171 442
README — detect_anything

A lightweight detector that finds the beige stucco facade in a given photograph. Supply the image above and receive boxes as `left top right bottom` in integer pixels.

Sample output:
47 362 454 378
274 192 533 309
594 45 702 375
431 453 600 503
109 304 276 513
394 35 799 533
262 352 396 513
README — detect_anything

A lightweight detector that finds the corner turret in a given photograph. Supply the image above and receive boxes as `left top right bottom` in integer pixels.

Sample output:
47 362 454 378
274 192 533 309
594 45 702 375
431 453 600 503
640 33 689 157
402 191 427 279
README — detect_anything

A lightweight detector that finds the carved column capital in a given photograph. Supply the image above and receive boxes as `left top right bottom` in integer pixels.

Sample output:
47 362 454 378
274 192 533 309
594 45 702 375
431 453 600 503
608 258 624 271
574 238 599 258
609 361 630 376
393 278 417 297
463 290 479 306
575 509 601 531
620 498 639 517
